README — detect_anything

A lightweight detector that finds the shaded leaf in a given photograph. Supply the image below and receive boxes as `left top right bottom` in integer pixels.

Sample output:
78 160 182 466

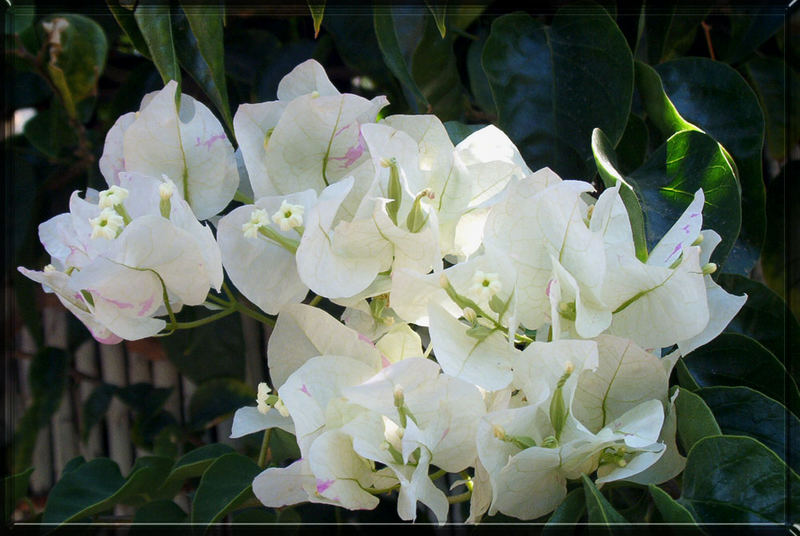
425 0 447 38
81 383 117 442
152 443 236 500
466 29 496 117
581 474 629 526
697 386 800 473
648 484 699 526
683 333 800 412
410 13 464 120
189 378 254 430
635 5 708 65
131 500 187 526
543 488 585 531
628 129 740 267
307 1 326 39
374 9 429 113
115 382 172 417
134 3 181 87
679 435 800 523
190 452 262 526
176 4 234 133
615 113 648 175
38 14 108 119
443 120 485 146
482 8 633 180
106 0 151 58
674 387 721 453
717 11 785 65
22 105 78 158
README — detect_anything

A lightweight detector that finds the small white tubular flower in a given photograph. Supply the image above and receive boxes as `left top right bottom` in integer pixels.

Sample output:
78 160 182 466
159 176 176 199
89 208 125 240
43 264 56 273
98 185 130 208
242 208 270 238
257 382 272 415
272 200 304 231
469 270 502 302
274 398 290 417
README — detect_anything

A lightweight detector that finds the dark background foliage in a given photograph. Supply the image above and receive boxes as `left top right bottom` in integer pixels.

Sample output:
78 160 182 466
3 0 798 529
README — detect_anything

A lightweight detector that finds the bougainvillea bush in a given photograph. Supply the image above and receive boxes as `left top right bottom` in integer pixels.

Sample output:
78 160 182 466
6 1 798 530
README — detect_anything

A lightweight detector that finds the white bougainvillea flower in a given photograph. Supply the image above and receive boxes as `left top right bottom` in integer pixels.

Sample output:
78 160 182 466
19 175 223 343
295 177 393 299
374 323 423 365
230 382 295 438
266 303 382 390
217 190 316 314
99 81 238 220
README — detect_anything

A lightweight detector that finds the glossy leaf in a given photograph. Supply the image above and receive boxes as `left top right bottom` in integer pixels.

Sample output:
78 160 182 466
614 113 648 175
466 29 496 117
131 500 187 525
374 9 429 113
674 387 721 453
717 273 800 371
655 58 764 275
482 9 633 179
591 128 648 261
743 57 800 161
634 61 698 135
38 14 108 119
698 386 800 472
134 3 181 87
581 474 629 526
189 378 254 430
106 0 151 58
679 435 800 523
628 129 740 266
42 456 171 524
176 4 234 133
648 484 699 526
635 6 708 65
682 333 800 411
410 13 464 120
190 452 262 525
152 443 236 500
543 488 585 531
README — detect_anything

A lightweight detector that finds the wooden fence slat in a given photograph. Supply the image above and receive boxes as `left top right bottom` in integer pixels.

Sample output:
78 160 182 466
74 340 103 459
99 343 132 475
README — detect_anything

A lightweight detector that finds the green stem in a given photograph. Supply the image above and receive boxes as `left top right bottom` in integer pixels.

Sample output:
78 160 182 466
170 308 237 330
447 490 472 504
428 469 447 481
234 301 276 327
222 281 237 303
258 428 272 468
205 294 231 307
308 295 322 307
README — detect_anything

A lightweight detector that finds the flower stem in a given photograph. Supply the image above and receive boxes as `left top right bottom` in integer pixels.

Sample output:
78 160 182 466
308 295 322 307
258 428 272 468
170 308 237 329
234 301 276 327
447 490 472 504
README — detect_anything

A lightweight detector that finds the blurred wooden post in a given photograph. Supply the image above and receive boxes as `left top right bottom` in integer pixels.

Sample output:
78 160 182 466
74 339 103 459
99 343 132 475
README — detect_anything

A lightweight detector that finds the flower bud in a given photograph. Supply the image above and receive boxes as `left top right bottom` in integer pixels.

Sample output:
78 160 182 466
492 424 506 440
462 307 477 324
691 234 704 246
702 262 717 276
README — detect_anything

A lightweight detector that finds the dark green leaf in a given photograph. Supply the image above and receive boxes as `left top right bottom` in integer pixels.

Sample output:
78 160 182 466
581 474 629 526
683 333 800 411
482 9 633 180
42 458 126 524
161 308 245 383
269 428 301 465
61 456 86 476
425 1 447 38
635 6 708 65
22 105 78 158
374 9 429 113
674 387 721 453
697 386 800 473
717 11 785 65
38 14 108 119
176 4 234 133
634 61 698 135
743 57 800 161
152 443 236 500
544 488 585 531
655 58 764 275
134 3 181 87
4 467 34 521
131 500 187 525
629 129 740 266
679 435 800 523
717 273 800 372
591 128 648 261
232 507 277 523
189 378 254 430
190 452 262 526
106 0 152 58
443 121 485 146
81 383 117 442
466 29 496 117
115 382 172 417
614 113 648 175
114 456 174 507
648 484 699 526
410 14 464 120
